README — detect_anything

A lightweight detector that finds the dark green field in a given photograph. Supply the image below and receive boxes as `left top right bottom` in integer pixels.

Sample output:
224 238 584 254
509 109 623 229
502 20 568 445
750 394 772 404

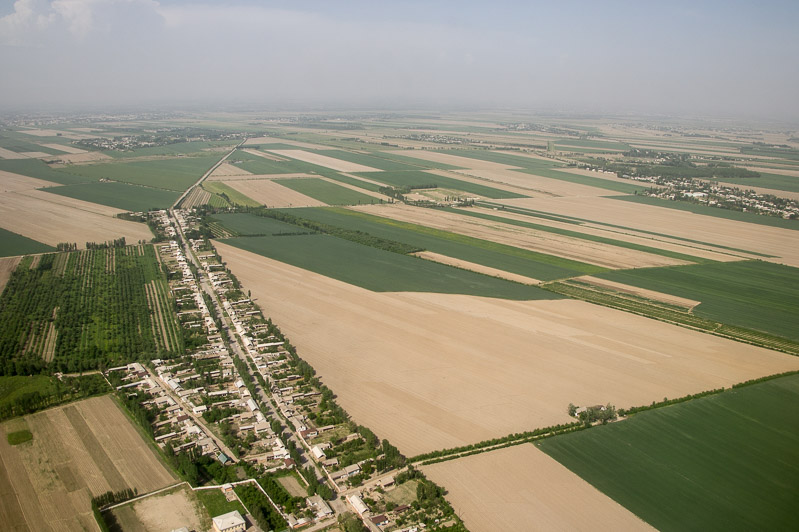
222 234 559 300
0 159 94 185
596 261 799 341
273 178 378 205
0 228 54 257
537 374 799 531
211 213 304 235
232 150 323 174
56 155 218 192
43 182 180 211
279 207 606 280
354 170 527 199
104 140 236 158
612 195 799 230
708 172 799 194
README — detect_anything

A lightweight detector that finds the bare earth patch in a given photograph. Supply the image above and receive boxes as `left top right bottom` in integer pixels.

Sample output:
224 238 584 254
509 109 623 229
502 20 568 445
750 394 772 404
210 162 253 178
214 241 799 456
0 256 22 292
422 445 653 532
412 251 541 285
112 486 208 532
0 170 55 192
277 476 307 497
38 143 87 154
268 149 381 173
224 178 327 208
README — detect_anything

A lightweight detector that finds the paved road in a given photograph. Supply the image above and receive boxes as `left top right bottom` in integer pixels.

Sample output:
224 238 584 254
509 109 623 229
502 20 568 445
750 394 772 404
172 139 245 208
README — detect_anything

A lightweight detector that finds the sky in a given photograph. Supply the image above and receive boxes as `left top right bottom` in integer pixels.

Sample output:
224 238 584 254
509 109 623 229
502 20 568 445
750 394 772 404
1 0 798 120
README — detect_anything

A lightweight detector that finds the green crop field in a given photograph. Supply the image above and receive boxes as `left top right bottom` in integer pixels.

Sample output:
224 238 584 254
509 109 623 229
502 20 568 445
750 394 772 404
595 261 799 342
273 178 378 205
231 149 324 175
222 233 559 300
211 213 305 236
279 207 606 280
304 149 423 171
0 135 63 155
104 140 237 158
554 138 631 151
374 151 464 170
203 182 261 207
353 170 527 199
0 228 54 257
56 155 219 192
0 159 94 185
612 195 799 230
707 172 799 194
537 374 799 531
43 182 180 211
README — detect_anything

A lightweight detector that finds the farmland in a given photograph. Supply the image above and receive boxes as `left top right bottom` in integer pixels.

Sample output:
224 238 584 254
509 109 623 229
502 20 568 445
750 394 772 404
273 177 379 205
202 180 261 207
0 158 95 185
537 374 799 531
594 261 799 342
275 206 607 280
213 240 799 456
221 234 556 299
0 395 176 531
0 246 179 375
0 227 54 257
221 177 328 207
43 181 181 211
356 169 528 199
211 212 308 236
55 155 219 192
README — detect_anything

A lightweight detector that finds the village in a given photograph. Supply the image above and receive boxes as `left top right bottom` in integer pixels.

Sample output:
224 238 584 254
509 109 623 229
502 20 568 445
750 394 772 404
101 208 459 532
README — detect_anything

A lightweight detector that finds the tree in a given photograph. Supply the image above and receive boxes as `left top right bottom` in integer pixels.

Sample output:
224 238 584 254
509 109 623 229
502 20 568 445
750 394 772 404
567 403 577 417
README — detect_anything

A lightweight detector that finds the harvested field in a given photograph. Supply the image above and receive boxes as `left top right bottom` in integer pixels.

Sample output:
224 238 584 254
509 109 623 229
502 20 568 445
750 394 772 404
388 149 514 170
422 445 652 532
0 395 176 531
210 161 252 177
0 170 55 192
269 149 381 172
109 485 208 532
576 276 700 309
242 148 288 161
39 143 87 154
20 151 51 158
214 241 799 456
224 178 327 208
0 256 21 293
351 203 689 269
412 251 541 285
0 190 152 247
18 128 95 140
0 147 27 159
244 136 335 150
498 196 799 266
442 167 627 197
52 152 112 164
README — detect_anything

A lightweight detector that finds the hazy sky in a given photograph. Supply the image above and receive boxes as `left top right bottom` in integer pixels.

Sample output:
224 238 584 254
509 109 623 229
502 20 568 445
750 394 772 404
1 0 798 119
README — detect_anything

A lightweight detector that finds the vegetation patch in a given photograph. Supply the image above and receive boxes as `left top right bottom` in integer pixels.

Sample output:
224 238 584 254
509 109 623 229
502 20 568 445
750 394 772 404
0 159 93 185
537 373 799 531
194 488 246 518
211 213 308 236
202 181 261 207
222 234 559 300
274 177 378 205
355 170 527 199
0 227 54 257
43 181 180 211
596 261 799 342
7 428 32 445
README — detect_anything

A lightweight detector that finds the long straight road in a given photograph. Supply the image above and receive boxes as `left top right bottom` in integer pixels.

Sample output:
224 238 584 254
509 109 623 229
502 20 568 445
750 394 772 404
171 139 245 208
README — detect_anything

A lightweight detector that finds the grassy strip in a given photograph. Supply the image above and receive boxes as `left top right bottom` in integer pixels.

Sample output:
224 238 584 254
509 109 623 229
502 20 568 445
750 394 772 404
7 429 32 445
446 207 709 264
543 280 799 356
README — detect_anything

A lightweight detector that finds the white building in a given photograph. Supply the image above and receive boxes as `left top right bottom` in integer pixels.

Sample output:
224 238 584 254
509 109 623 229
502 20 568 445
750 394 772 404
212 510 246 532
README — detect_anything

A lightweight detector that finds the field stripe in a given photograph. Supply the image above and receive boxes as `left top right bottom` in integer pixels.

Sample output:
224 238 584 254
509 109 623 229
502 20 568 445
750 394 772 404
62 405 128 493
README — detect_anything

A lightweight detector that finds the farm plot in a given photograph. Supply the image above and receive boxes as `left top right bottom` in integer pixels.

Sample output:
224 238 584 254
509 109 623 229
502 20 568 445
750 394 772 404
221 234 555 300
269 149 381 172
0 395 176 532
595 261 799 342
537 374 799 532
56 155 219 192
213 241 799 456
273 177 377 205
347 203 686 270
0 170 55 192
422 444 651 532
0 158 95 185
180 186 211 209
43 181 180 211
0 227 54 257
300 149 425 171
212 213 308 236
203 181 261 207
284 206 606 280
355 169 528 199
230 149 324 175
496 196 799 267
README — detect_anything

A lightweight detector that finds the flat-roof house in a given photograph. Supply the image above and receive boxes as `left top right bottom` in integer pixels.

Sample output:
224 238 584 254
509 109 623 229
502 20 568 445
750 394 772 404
212 510 246 532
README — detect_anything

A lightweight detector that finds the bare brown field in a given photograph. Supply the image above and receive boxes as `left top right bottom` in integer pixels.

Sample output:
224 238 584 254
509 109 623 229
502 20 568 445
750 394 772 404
214 241 799 456
18 128 95 140
268 149 381 173
350 203 690 269
224 178 327 208
0 190 152 247
498 196 799 267
20 151 52 159
52 152 113 164
0 256 21 293
388 149 518 171
467 206 751 262
210 161 253 178
575 276 701 309
0 147 28 159
39 143 87 154
242 148 288 161
422 445 653 532
109 486 207 532
0 170 54 192
0 395 176 531
277 476 307 497
412 251 541 285
444 167 623 197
